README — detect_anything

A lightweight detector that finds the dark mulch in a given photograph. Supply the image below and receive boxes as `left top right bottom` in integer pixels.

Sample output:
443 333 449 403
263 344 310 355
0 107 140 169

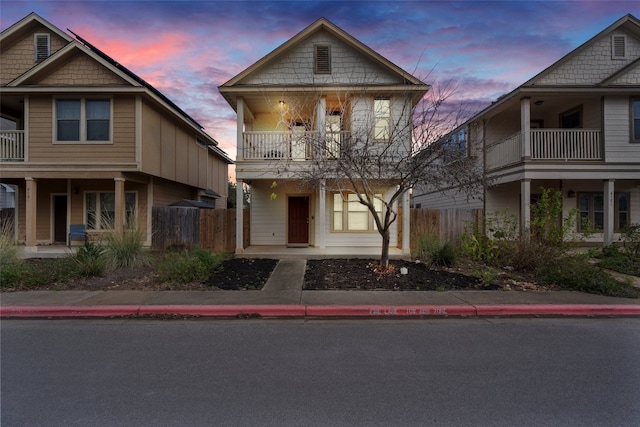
202 258 279 290
304 258 495 290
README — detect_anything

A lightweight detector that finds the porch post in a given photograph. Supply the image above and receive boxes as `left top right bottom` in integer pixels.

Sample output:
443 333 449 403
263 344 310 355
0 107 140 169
236 97 244 161
520 97 531 159
236 179 244 254
603 179 615 247
402 189 410 254
317 97 326 137
114 177 125 235
24 177 37 250
520 179 531 240
318 179 326 248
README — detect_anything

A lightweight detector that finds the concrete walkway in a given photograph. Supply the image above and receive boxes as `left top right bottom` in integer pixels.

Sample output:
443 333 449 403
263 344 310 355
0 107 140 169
2 259 640 319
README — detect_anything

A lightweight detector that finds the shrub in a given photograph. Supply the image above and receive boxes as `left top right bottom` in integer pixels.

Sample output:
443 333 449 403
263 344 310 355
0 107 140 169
413 234 456 267
620 223 640 259
0 217 18 268
157 247 228 284
1 258 81 290
103 226 149 269
74 242 108 277
539 254 639 299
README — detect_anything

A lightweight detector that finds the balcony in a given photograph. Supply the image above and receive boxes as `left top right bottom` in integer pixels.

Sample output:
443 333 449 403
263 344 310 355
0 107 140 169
486 129 601 170
242 131 350 160
0 130 25 161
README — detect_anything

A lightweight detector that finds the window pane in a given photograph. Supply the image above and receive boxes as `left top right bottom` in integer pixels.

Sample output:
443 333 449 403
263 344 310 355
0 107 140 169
100 193 115 229
374 98 390 140
125 193 136 227
57 121 80 140
86 193 96 230
593 194 603 211
57 99 80 141
87 120 109 140
86 100 109 119
56 99 80 119
87 100 110 141
593 212 604 230
347 194 367 211
348 212 369 230
578 193 590 212
334 212 343 230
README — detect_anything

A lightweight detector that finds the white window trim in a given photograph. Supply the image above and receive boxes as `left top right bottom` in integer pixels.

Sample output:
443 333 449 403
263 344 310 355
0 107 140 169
53 97 113 144
331 192 384 232
34 33 50 62
612 34 627 59
84 190 137 231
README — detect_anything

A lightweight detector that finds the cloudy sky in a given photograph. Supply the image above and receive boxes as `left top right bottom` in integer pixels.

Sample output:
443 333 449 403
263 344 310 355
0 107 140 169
1 0 637 175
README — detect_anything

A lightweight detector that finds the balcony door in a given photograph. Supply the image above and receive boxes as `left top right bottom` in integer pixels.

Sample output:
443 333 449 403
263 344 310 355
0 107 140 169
288 196 309 246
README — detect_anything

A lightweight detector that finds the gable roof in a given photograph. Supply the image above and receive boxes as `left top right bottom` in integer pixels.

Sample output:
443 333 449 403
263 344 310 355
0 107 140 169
1 12 231 161
221 18 426 88
466 14 640 121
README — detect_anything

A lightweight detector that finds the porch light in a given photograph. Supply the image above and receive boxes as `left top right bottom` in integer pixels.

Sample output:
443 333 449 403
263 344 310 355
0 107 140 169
278 100 286 106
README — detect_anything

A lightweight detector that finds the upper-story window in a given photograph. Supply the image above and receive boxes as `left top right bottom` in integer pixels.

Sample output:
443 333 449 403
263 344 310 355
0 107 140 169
332 192 383 232
631 98 640 142
314 45 331 74
374 97 390 142
55 98 111 142
34 33 50 62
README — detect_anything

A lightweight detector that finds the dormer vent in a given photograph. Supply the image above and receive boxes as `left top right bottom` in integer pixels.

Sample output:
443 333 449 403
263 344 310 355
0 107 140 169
34 33 50 62
612 35 626 59
314 45 331 74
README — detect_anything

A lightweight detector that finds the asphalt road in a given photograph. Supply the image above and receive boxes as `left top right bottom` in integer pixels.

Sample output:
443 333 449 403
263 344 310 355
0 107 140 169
2 318 639 427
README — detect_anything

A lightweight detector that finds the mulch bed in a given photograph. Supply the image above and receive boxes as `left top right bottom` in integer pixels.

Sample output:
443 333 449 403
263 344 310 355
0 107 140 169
202 258 279 290
304 258 494 290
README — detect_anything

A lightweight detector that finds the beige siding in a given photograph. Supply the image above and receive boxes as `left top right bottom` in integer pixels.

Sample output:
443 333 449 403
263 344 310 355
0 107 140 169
604 96 640 162
152 178 195 206
141 102 162 175
37 53 128 85
243 29 401 86
27 95 136 163
0 23 68 85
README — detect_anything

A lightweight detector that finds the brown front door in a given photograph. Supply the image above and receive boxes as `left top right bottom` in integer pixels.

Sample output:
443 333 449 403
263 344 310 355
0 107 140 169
288 196 309 245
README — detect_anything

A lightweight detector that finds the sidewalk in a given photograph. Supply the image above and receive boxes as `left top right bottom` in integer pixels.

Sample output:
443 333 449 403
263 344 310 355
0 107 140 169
2 260 640 319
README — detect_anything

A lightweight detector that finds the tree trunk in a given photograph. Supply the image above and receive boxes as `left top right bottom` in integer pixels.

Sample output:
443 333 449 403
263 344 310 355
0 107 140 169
380 230 390 269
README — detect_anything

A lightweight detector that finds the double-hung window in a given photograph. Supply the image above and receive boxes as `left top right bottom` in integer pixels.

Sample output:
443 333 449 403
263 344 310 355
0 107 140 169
56 98 111 142
86 191 136 230
374 97 391 142
631 98 640 142
333 192 383 232
578 192 629 232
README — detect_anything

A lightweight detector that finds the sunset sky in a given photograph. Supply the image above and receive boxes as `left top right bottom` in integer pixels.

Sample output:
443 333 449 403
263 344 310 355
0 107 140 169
1 1 637 177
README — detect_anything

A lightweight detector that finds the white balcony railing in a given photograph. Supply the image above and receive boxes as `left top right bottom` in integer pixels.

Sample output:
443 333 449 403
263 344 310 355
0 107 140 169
486 129 601 170
242 131 349 160
0 131 25 161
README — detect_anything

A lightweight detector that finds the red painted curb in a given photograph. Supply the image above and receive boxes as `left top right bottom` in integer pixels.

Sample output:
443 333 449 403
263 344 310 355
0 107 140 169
138 305 306 317
476 304 640 317
305 305 477 317
0 305 139 318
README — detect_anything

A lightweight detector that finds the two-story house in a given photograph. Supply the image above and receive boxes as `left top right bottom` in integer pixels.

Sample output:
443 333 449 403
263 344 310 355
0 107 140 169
219 18 429 255
0 13 232 253
413 14 640 246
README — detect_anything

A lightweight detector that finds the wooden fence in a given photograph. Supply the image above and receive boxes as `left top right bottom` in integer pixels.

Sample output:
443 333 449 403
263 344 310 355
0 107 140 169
152 207 249 252
153 206 481 253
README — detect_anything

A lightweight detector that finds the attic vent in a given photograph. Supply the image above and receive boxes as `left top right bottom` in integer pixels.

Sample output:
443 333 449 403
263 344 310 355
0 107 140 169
612 35 626 59
315 45 331 74
34 33 50 62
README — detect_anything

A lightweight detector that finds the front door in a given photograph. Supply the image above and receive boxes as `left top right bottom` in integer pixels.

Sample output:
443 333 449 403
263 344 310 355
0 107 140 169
53 195 67 244
288 196 309 246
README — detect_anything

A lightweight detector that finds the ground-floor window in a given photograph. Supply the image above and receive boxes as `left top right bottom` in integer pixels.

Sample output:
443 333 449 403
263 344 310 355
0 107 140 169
85 191 136 230
332 192 383 232
578 192 629 232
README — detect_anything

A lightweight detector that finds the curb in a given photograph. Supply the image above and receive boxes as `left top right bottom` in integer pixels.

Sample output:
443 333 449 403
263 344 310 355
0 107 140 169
2 304 640 319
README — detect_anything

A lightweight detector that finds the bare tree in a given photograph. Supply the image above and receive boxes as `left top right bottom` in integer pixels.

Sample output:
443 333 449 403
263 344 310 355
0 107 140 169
268 81 485 269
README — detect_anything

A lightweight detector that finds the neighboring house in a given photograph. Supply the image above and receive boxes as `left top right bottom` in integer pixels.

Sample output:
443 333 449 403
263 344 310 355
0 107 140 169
0 13 232 251
413 14 640 246
219 18 429 254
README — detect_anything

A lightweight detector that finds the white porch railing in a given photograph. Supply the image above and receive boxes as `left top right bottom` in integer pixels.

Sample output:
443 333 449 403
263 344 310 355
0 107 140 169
0 131 25 161
486 129 601 170
242 131 349 160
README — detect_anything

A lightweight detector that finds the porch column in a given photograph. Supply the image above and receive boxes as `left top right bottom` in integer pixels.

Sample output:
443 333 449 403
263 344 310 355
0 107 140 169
520 179 531 239
236 97 244 161
317 97 326 137
520 97 531 159
402 189 410 254
318 179 326 248
236 179 244 254
24 177 37 249
114 177 125 235
603 179 615 246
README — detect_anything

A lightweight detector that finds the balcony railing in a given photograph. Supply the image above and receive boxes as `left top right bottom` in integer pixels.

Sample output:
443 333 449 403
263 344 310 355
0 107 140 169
242 131 350 160
486 129 601 170
0 131 25 161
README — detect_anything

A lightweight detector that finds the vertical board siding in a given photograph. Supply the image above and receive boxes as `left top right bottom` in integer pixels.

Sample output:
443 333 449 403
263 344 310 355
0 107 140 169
402 208 483 251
